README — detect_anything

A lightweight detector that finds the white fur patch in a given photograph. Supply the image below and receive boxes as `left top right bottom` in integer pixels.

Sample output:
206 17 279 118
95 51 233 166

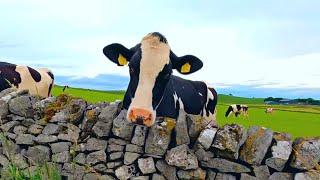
14 66 53 97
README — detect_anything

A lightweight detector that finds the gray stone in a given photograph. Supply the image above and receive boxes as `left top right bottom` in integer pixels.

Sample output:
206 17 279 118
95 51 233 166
107 161 123 169
295 170 320 180
52 151 71 163
156 160 177 180
74 153 86 165
1 120 19 132
61 163 85 180
115 165 138 180
126 144 144 153
138 157 156 174
240 173 257 180
83 173 102 180
57 123 80 142
50 142 71 153
266 132 292 171
8 95 36 118
201 158 251 173
175 110 190 145
0 88 16 99
51 99 86 124
197 126 217 150
131 125 148 146
212 124 247 159
269 172 293 180
124 152 141 165
109 138 129 145
11 154 28 169
165 144 198 170
239 126 273 165
290 137 320 170
15 134 35 145
13 125 27 134
92 121 111 137
187 114 212 139
6 132 17 140
2 140 20 157
194 146 215 162
152 174 166 180
94 163 107 173
26 145 50 165
42 123 62 135
253 165 270 180
0 100 9 118
112 110 134 140
101 175 116 180
86 150 106 165
177 168 207 180
99 103 120 123
0 154 10 167
206 170 217 180
22 118 36 127
215 173 236 180
131 176 149 180
28 124 43 135
34 134 58 144
109 152 124 161
145 118 175 156
108 144 125 152
86 138 108 151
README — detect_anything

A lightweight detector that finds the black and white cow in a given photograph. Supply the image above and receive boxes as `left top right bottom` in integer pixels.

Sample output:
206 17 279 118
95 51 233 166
0 62 54 97
103 32 218 127
225 104 249 117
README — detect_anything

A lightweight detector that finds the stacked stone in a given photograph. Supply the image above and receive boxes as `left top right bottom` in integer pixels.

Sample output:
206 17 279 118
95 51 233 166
0 88 319 180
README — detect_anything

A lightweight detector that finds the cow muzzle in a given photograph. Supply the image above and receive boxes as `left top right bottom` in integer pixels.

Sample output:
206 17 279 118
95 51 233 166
128 108 154 127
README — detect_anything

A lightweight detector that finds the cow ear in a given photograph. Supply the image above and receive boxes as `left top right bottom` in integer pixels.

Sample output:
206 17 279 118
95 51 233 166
171 54 203 74
103 43 132 66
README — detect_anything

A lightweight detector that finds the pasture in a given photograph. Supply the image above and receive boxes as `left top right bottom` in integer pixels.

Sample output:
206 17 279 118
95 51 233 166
52 85 320 138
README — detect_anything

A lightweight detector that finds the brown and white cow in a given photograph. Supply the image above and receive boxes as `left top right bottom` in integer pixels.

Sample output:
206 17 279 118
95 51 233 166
103 32 218 127
0 62 54 97
265 108 274 114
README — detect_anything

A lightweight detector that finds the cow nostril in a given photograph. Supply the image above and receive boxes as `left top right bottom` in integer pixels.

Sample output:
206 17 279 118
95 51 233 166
136 116 144 125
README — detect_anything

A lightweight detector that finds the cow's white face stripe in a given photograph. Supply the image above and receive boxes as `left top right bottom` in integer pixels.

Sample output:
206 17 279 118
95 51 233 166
129 34 170 113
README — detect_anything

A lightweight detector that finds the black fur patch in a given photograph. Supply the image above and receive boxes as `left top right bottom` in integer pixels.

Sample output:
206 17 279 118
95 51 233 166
236 104 242 111
225 106 233 117
47 71 54 80
151 32 167 44
48 83 53 97
0 62 22 91
28 67 41 82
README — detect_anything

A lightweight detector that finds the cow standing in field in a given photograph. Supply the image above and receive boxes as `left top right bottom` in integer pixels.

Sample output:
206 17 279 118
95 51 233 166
0 62 54 97
265 108 274 114
225 104 249 117
103 32 218 127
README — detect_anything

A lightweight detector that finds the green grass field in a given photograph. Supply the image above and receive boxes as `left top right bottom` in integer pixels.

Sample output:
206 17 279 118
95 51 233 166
52 85 320 138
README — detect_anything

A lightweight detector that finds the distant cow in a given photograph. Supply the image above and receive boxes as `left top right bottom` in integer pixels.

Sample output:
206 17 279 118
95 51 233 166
0 62 54 97
265 108 274 114
62 85 69 92
225 104 248 117
103 32 218 127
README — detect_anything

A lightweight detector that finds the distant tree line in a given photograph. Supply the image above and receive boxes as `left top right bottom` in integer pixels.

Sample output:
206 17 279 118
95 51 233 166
264 97 320 105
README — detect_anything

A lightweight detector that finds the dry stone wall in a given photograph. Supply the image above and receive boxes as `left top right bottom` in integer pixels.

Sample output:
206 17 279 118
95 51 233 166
0 88 319 180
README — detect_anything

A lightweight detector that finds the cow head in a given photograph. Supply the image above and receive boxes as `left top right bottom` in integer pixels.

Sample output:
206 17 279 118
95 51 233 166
103 32 203 127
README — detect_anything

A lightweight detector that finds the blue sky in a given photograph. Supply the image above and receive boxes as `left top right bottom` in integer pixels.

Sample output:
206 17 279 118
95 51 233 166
1 0 320 98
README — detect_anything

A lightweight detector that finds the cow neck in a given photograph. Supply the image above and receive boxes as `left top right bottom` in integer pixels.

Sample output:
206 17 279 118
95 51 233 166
155 77 173 110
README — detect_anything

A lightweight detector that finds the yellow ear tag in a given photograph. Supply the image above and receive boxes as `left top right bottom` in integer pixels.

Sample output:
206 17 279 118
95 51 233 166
118 54 128 66
181 62 191 73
